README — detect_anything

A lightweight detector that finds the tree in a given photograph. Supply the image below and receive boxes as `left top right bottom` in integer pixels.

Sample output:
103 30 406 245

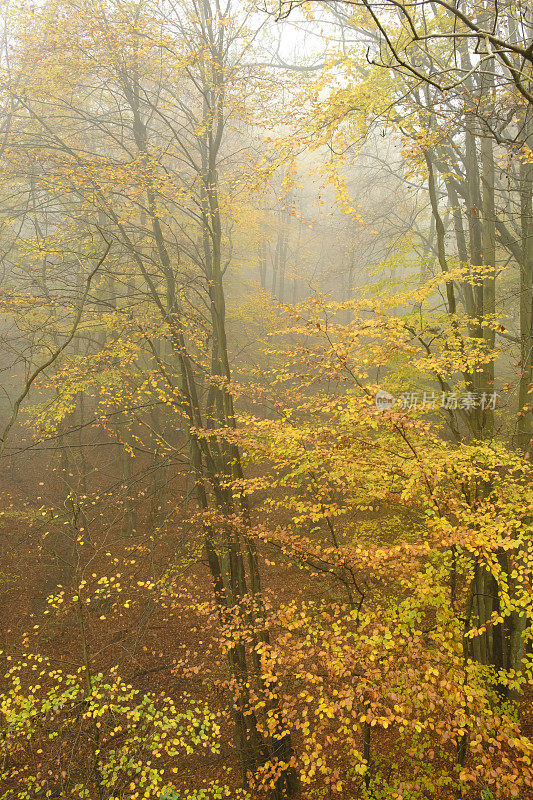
278 0 533 104
0 0 299 793
274 0 533 453
235 286 533 796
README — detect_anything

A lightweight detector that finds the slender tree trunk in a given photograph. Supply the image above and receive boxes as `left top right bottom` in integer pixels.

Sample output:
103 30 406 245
481 127 496 438
518 110 533 454
259 240 267 289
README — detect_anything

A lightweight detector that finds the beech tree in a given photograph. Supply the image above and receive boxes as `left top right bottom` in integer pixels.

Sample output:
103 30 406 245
0 0 299 794
0 2 532 799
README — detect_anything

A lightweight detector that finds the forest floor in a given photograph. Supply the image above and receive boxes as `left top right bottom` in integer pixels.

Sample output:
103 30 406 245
0 428 531 799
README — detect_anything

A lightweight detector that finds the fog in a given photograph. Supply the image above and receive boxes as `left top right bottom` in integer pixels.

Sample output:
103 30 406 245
0 2 531 799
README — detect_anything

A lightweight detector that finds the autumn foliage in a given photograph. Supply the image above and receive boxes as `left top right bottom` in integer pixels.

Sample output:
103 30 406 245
0 1 531 799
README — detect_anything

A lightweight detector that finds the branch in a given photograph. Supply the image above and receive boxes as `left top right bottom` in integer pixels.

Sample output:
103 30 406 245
0 237 111 457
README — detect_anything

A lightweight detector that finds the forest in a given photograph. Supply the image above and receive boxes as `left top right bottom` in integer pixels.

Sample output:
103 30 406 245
0 0 531 798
